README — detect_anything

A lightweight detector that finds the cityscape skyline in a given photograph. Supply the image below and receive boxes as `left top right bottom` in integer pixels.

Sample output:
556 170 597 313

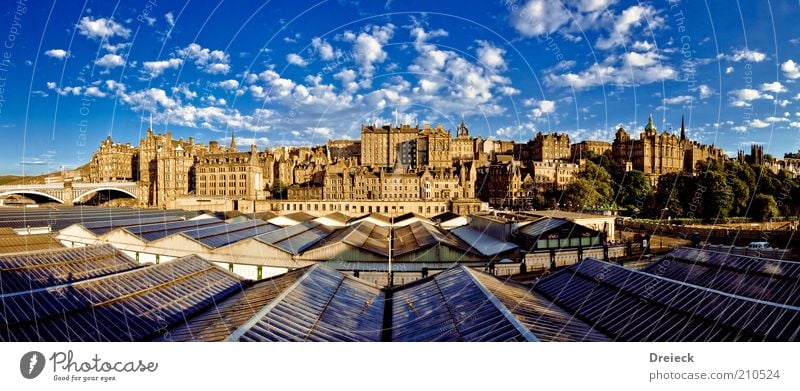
2 0 800 176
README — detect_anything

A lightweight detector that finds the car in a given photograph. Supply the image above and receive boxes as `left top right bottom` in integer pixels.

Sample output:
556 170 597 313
747 241 770 250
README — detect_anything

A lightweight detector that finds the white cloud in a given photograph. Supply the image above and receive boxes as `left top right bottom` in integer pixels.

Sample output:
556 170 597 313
311 37 336 61
748 119 770 128
546 59 677 89
781 59 800 79
286 53 308 67
142 58 182 78
765 116 788 123
725 49 766 63
631 41 653 51
663 95 693 105
334 69 359 91
729 88 773 107
95 53 125 69
530 99 555 117
84 86 106 98
510 0 571 37
790 121 800 128
761 81 787 93
696 85 714 99
343 24 394 77
476 40 506 70
217 79 240 90
165 12 175 27
595 5 657 50
44 49 68 59
725 66 734 74
177 43 231 74
77 17 130 40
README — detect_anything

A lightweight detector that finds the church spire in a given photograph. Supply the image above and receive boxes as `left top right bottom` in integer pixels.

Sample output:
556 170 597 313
680 115 686 141
229 129 236 150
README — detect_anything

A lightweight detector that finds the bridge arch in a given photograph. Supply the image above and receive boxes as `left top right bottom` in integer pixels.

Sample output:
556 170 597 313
71 187 137 203
0 190 64 204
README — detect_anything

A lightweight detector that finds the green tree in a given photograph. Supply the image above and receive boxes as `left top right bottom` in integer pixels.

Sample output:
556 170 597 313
616 170 652 214
701 170 734 220
750 194 779 220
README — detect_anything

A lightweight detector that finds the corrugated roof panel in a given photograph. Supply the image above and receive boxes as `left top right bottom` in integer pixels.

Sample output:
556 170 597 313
0 244 140 294
450 226 518 256
255 222 335 255
391 266 532 342
518 218 569 237
82 216 185 235
125 218 225 242
467 269 610 341
642 248 800 307
534 258 800 341
161 269 307 341
233 265 384 342
0 255 245 342
0 234 64 254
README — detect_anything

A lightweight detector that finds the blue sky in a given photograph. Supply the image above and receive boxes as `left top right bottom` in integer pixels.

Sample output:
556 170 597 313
1 0 799 174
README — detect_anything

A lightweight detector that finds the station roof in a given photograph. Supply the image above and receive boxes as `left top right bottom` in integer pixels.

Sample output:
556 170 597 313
254 221 337 255
534 256 800 341
121 217 225 242
0 255 245 342
450 226 519 256
305 221 389 257
0 244 139 294
391 266 609 342
81 215 186 235
228 264 385 342
0 234 64 254
643 247 800 307
393 221 474 256
182 219 281 248
0 206 202 230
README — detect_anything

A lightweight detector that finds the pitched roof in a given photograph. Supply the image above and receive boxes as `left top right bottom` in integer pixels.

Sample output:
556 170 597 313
0 244 139 294
0 255 245 342
534 257 800 341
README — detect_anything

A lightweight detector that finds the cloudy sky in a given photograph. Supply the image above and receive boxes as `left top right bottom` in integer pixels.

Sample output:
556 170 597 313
1 0 799 174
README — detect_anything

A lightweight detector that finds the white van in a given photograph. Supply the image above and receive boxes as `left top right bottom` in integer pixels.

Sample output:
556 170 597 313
747 241 770 250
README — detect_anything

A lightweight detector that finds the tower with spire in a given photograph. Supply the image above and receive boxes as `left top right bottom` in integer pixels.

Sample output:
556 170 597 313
680 115 686 141
229 129 236 151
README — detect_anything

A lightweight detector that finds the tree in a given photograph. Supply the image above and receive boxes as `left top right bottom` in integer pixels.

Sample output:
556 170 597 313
750 194 779 221
616 170 652 214
701 170 733 220
576 160 613 207
563 179 604 210
271 179 288 199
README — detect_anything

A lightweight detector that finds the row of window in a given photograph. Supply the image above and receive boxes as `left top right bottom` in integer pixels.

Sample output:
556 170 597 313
280 202 447 214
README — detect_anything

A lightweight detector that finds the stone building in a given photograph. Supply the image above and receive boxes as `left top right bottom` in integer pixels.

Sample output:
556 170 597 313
612 115 685 185
137 128 207 206
570 140 612 161
613 115 727 185
532 132 571 161
195 141 265 200
89 136 138 182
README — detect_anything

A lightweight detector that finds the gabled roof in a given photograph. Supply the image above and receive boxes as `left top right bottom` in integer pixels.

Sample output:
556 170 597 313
0 255 245 342
392 221 474 256
254 221 336 255
643 247 800 307
226 264 385 342
304 221 390 257
181 219 280 249
0 234 63 254
534 257 800 341
121 217 225 242
0 244 139 294
449 226 519 257
390 265 608 342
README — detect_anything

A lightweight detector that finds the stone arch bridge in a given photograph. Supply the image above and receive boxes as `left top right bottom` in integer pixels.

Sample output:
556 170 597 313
0 182 138 205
